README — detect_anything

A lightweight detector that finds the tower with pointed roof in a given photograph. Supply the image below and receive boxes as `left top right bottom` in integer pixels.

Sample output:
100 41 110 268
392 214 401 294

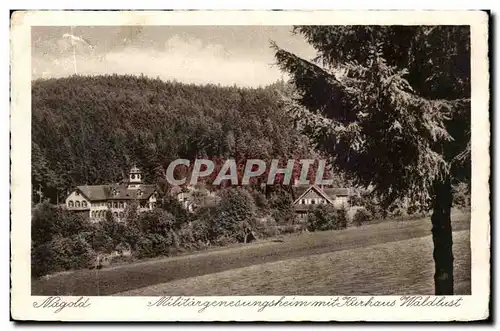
129 165 142 183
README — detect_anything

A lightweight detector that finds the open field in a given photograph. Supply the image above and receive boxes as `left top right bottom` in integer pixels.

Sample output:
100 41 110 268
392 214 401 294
32 213 470 296
119 230 470 296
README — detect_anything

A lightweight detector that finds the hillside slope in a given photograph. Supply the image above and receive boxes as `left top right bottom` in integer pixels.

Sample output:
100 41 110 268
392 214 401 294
32 75 315 202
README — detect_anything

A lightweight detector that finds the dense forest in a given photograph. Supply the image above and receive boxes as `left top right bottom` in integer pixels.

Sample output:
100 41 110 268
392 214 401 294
32 75 326 203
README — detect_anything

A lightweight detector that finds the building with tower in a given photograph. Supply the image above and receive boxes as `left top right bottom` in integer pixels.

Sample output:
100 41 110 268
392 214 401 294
64 166 158 222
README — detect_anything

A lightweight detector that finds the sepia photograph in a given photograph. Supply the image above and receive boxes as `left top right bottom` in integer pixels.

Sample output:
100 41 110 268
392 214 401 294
10 10 490 321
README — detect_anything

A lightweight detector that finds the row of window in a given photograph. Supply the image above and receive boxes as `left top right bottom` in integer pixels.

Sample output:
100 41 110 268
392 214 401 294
300 198 327 205
68 200 87 208
108 201 126 209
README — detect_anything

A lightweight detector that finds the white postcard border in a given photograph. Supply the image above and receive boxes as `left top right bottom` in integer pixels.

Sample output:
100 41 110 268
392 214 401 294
10 10 490 321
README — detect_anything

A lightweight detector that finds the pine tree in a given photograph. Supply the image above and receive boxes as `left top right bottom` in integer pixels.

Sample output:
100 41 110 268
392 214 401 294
273 26 471 294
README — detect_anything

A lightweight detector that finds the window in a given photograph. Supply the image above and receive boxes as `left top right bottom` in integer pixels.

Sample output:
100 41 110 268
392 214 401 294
113 212 118 218
68 201 74 207
75 201 81 207
119 201 124 208
137 189 143 197
107 202 112 208
131 174 136 179
75 191 80 196
82 201 87 207
100 210 105 218
91 211 95 218
311 200 315 205
301 199 305 204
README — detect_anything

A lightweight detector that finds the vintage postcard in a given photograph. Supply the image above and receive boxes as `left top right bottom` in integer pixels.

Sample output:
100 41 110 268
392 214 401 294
10 10 490 322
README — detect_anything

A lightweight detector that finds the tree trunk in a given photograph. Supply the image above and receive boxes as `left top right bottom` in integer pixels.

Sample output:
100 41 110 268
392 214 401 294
431 177 454 295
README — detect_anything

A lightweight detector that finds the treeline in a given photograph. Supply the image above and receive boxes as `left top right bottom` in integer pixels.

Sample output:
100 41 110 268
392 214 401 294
31 186 299 278
32 75 321 203
32 184 373 278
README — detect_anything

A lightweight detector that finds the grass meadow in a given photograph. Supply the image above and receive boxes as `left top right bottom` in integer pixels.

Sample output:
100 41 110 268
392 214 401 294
32 212 470 296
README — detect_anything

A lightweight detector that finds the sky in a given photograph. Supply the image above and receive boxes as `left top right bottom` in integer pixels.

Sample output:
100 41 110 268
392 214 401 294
31 26 317 87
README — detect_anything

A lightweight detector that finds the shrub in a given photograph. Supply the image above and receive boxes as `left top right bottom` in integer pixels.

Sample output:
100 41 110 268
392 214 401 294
160 194 190 227
209 188 258 244
87 223 115 254
307 205 348 232
101 213 130 247
138 209 175 236
249 188 269 214
335 207 348 229
256 216 280 238
135 233 175 259
352 209 372 227
177 219 211 250
32 234 95 277
278 223 306 235
268 188 295 224
350 192 384 220
32 201 92 246
32 241 56 278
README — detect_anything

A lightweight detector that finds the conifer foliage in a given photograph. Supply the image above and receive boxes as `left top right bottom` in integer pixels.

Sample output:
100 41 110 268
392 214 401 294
273 26 470 294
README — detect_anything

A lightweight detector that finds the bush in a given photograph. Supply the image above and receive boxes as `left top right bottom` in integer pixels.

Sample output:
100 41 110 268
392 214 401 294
209 188 258 244
160 194 190 227
350 192 384 220
32 201 92 246
268 188 295 224
307 205 348 232
32 234 95 277
278 223 306 235
256 216 280 238
31 202 95 277
86 223 115 254
135 233 175 259
138 209 175 236
249 188 269 214
352 209 372 227
32 242 56 278
335 207 348 229
177 218 211 251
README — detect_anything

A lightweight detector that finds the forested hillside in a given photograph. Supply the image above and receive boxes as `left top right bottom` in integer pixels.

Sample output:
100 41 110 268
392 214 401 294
32 75 318 203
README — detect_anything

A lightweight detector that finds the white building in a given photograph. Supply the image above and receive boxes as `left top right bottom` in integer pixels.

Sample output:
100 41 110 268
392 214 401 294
65 166 158 222
293 185 350 220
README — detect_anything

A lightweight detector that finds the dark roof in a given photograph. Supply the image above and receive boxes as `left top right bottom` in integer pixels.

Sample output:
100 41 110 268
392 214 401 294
323 188 350 197
77 185 108 201
76 183 156 201
293 186 350 199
